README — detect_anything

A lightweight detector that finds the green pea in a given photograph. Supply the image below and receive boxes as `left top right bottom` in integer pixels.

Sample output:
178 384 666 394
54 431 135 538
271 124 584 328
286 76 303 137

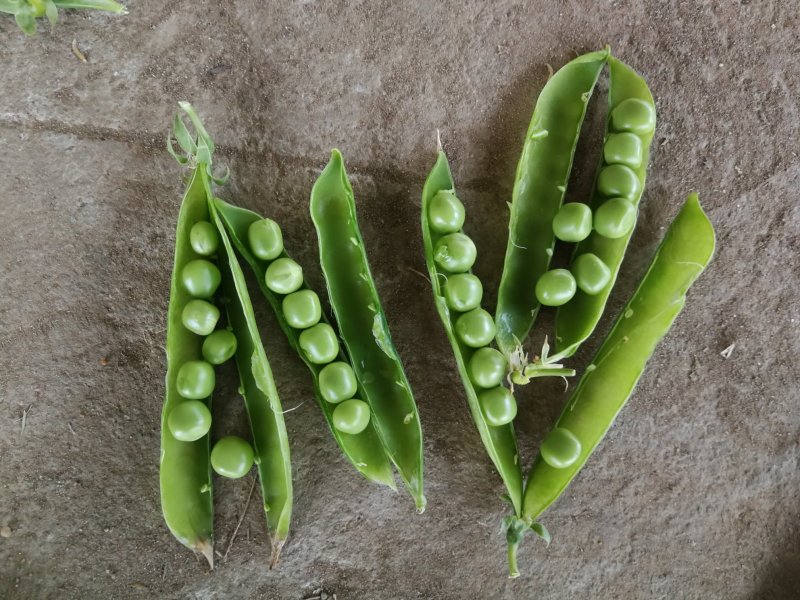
189 221 219 256
319 361 358 403
181 259 221 299
455 308 496 348
176 360 215 399
168 400 212 442
332 398 371 435
443 273 483 312
594 198 637 239
433 233 477 273
611 98 656 135
552 203 592 243
603 132 643 169
540 427 582 469
181 299 220 336
282 290 322 329
265 258 303 295
202 329 237 365
535 269 576 307
428 190 466 233
247 218 283 261
211 436 254 479
479 386 517 427
571 253 612 295
299 323 339 364
468 347 508 388
597 164 640 200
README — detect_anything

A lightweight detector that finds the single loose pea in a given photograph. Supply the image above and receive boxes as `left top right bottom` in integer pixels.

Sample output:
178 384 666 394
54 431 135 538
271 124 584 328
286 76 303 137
282 290 322 329
319 361 358 403
265 258 303 295
202 329 237 365
428 190 466 233
455 308 496 348
189 221 219 256
603 132 643 169
611 98 656 135
571 253 612 295
433 233 477 273
479 386 517 427
535 269 577 307
176 360 216 399
594 198 637 239
552 203 592 243
211 436 254 479
181 299 220 336
597 164 640 200
181 260 221 299
443 273 483 312
332 398 371 435
299 323 339 364
540 427 582 469
468 347 508 388
248 218 283 261
168 400 212 442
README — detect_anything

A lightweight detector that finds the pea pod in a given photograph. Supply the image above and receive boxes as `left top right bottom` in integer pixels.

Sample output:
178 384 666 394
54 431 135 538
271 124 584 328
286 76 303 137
214 199 396 489
160 165 215 568
208 189 293 567
421 149 523 515
495 49 609 362
310 150 426 512
553 56 657 359
506 194 715 576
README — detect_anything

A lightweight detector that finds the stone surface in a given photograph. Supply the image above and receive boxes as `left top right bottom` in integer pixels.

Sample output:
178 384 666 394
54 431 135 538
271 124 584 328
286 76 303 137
1 1 798 598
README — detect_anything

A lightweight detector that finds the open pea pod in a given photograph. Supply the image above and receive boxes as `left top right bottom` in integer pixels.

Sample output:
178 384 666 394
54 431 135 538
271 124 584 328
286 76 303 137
310 150 425 512
421 150 523 516
553 55 657 359
214 198 396 490
207 183 293 567
160 166 215 568
505 194 715 577
495 49 609 363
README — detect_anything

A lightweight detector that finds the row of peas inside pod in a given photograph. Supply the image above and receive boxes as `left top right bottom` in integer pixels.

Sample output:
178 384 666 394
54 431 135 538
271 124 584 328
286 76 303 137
169 219 255 480
429 190 517 428
246 217 371 435
534 97 657 308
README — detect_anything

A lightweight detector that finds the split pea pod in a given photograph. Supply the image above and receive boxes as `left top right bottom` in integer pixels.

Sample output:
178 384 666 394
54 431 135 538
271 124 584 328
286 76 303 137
310 150 425 512
160 164 216 568
214 198 396 489
506 194 715 576
553 56 657 359
495 49 609 360
208 191 293 567
421 149 523 515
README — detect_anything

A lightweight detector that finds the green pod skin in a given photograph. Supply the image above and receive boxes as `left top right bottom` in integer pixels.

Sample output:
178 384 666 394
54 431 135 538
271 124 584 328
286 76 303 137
554 56 657 360
208 183 293 567
495 49 609 357
160 167 215 568
422 150 523 516
508 194 715 576
310 150 425 512
213 198 396 490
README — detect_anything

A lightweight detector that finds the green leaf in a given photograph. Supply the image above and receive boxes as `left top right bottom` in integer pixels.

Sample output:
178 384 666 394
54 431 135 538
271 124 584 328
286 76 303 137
15 10 36 35
44 0 57 26
530 521 550 545
0 1 25 14
172 115 197 155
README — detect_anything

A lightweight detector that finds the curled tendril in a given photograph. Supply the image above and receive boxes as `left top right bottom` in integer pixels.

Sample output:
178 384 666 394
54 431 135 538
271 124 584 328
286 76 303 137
167 102 229 186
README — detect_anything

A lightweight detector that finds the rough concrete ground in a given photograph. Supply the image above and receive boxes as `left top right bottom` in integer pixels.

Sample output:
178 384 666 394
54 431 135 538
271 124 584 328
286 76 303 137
1 1 798 598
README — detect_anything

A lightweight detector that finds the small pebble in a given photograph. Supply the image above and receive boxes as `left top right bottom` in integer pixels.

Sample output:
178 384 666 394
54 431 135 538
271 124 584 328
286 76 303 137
1 526 11 538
